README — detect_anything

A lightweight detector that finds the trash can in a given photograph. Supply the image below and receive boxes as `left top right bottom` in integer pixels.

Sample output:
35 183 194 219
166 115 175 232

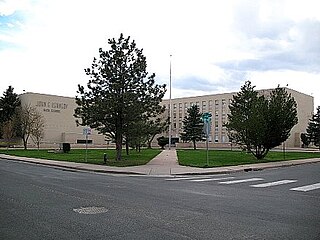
62 143 71 153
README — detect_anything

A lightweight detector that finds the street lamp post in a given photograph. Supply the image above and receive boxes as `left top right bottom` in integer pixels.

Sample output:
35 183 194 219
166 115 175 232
168 54 172 150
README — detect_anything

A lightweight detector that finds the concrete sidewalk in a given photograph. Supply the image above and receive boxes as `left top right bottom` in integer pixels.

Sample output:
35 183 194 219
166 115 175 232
1 149 320 176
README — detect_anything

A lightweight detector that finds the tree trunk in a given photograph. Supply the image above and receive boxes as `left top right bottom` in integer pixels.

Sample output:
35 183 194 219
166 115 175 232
125 140 129 156
147 134 156 149
23 135 28 150
115 130 122 161
193 140 196 150
253 147 269 160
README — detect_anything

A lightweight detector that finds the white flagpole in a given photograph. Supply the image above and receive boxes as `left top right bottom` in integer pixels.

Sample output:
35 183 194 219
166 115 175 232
168 54 172 150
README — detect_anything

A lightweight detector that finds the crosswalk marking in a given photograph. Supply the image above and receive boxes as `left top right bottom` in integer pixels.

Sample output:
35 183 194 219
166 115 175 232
219 178 264 184
190 177 235 182
290 183 320 192
251 180 297 188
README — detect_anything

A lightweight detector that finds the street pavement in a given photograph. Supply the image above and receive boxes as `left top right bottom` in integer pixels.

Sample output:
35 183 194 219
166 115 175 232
0 149 320 176
0 159 319 239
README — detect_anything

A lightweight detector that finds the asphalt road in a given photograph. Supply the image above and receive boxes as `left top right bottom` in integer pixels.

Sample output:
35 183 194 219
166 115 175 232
0 159 319 240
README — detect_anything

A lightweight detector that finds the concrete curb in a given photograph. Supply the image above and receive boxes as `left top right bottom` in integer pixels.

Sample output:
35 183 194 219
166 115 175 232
1 154 320 176
0 155 147 175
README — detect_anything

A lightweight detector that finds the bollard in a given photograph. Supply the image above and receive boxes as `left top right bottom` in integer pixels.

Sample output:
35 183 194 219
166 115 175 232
103 153 107 164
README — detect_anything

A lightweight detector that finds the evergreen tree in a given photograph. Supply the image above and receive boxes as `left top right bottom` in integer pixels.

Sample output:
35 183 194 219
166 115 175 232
265 87 298 150
306 106 320 149
0 86 21 138
226 81 298 160
181 105 204 150
75 34 166 160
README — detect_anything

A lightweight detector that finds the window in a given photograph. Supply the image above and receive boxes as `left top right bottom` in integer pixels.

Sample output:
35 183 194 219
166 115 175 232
173 122 177 129
209 100 213 110
173 103 177 110
179 103 182 110
196 101 200 106
214 134 219 143
202 101 206 112
222 99 226 107
215 100 219 106
184 102 188 110
215 110 219 119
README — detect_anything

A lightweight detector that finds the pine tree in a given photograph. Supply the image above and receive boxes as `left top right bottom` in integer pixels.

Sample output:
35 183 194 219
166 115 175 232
306 106 320 149
226 81 297 160
181 105 204 150
75 34 166 160
0 86 21 123
0 86 21 139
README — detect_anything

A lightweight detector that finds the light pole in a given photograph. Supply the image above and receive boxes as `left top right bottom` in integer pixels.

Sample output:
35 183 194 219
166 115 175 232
168 54 172 150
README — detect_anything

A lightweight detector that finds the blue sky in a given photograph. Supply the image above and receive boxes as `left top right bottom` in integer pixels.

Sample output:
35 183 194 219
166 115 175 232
0 0 319 109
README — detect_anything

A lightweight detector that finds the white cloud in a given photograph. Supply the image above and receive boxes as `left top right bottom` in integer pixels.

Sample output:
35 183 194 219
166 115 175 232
0 0 319 111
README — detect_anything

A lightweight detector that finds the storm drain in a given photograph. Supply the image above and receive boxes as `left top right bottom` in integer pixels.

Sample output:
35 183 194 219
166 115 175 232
73 206 108 215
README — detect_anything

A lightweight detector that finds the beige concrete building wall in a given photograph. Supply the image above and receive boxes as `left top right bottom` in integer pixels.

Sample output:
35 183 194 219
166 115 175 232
161 88 314 148
19 93 105 147
18 88 313 149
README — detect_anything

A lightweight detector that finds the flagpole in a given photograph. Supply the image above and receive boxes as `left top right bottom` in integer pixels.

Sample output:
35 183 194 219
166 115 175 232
168 54 172 150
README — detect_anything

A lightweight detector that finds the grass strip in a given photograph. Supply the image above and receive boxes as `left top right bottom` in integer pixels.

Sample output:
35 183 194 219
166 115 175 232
177 149 320 168
0 148 161 167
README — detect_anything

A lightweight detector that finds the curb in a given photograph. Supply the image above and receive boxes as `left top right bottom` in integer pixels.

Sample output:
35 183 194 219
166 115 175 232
0 155 146 175
1 154 320 176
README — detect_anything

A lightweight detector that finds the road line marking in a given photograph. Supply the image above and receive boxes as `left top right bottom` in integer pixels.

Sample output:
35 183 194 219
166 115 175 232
165 176 217 181
290 183 320 192
251 180 297 188
219 178 264 184
190 177 235 182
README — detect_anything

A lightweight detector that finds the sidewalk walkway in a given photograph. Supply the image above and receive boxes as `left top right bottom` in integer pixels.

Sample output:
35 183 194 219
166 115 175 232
1 149 320 176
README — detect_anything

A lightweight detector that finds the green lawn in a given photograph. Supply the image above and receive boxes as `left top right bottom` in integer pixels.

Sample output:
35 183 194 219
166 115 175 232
177 149 320 168
0 148 161 167
1 148 319 168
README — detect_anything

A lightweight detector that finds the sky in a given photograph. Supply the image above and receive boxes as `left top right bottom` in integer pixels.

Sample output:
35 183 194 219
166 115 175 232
0 0 319 109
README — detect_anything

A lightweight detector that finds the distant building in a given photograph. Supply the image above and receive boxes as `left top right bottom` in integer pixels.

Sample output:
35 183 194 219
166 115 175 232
161 88 314 148
19 92 105 148
19 87 313 148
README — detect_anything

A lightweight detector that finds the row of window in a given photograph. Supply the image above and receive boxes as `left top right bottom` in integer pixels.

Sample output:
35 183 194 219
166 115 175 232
172 99 232 111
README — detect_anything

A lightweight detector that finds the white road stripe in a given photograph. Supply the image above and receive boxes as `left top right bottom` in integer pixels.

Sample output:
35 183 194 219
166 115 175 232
251 180 297 188
290 183 320 192
165 176 216 181
190 177 235 182
219 178 264 184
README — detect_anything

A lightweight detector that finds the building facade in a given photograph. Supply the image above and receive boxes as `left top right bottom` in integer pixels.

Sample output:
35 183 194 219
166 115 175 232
19 87 313 149
19 92 105 148
161 88 314 148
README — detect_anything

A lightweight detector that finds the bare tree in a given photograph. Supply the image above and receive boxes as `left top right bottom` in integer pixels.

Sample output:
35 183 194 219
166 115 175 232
2 120 15 149
18 104 45 150
30 113 45 150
